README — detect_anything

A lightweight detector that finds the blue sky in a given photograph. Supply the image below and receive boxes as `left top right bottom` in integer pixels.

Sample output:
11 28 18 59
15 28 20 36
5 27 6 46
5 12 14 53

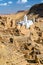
0 0 43 14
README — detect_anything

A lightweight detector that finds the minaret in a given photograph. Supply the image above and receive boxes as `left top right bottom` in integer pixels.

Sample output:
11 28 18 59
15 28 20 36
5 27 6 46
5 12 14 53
24 15 27 23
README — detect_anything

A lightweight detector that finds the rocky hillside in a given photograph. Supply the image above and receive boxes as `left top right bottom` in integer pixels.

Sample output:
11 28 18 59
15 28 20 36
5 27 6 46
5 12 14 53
0 3 43 65
0 3 43 22
27 3 43 18
0 16 43 65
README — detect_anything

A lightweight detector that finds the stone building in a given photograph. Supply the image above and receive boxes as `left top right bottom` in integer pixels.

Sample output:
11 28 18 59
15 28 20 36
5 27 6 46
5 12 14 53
17 15 34 29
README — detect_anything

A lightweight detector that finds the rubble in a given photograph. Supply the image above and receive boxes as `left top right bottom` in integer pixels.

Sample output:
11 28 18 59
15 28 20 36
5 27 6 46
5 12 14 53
0 11 43 65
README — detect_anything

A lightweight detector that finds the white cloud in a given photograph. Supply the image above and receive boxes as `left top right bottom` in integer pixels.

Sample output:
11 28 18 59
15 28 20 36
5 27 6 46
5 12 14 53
22 0 28 3
8 1 13 4
26 5 31 8
0 1 13 6
17 0 28 4
0 3 7 6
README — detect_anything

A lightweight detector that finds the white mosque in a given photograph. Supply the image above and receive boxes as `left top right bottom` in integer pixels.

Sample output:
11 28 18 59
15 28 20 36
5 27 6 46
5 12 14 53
17 15 34 29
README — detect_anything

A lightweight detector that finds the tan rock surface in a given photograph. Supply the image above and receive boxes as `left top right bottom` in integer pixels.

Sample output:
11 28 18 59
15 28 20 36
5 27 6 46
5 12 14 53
0 10 43 65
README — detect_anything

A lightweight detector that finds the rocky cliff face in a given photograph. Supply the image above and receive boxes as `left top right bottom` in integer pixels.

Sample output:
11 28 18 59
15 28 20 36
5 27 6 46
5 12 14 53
27 3 43 17
0 3 43 65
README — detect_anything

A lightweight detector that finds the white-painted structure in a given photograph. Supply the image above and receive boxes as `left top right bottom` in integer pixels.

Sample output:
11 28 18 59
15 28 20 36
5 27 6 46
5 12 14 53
17 15 33 29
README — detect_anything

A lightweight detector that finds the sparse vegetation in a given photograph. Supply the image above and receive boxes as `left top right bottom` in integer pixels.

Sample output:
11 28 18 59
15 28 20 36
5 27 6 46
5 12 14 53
10 38 13 43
